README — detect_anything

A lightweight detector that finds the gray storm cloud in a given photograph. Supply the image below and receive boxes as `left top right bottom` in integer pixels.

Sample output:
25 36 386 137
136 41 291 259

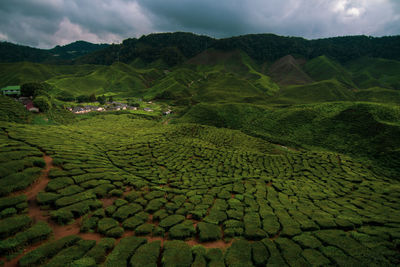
0 0 399 48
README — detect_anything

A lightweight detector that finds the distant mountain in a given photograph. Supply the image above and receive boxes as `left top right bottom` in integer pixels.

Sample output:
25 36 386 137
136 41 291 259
77 33 400 66
268 55 312 85
49 41 109 60
0 42 51 63
76 32 214 66
0 40 109 63
1 33 400 67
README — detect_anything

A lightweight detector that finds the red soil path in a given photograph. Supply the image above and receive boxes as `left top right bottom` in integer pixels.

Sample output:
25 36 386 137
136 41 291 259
4 154 240 266
4 154 101 267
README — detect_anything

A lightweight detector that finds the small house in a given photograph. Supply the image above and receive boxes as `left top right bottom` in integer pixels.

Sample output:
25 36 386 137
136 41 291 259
163 109 172 115
1 85 21 96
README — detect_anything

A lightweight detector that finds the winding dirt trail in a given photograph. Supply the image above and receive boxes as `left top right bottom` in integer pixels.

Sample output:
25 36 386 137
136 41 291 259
4 154 101 267
5 154 242 266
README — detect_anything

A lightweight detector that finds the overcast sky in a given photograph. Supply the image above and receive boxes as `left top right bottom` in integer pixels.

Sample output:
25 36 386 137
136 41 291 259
0 0 399 48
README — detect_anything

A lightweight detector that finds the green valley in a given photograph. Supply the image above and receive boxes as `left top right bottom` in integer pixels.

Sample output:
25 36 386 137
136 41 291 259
0 32 399 266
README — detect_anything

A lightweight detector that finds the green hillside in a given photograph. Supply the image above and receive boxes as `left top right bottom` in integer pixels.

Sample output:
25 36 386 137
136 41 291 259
1 114 399 266
0 95 32 123
303 55 356 88
268 55 313 85
1 34 400 266
47 63 149 97
355 87 400 104
177 101 400 176
270 79 355 104
346 57 400 89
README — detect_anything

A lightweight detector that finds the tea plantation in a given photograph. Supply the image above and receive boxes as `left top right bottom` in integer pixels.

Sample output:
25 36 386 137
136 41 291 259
0 114 399 266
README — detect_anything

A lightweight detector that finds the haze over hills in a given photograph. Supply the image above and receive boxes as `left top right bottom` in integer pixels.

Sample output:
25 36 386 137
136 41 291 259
1 32 400 266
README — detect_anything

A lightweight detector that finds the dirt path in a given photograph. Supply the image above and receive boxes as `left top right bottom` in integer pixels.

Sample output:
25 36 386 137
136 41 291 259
4 154 101 267
186 239 234 249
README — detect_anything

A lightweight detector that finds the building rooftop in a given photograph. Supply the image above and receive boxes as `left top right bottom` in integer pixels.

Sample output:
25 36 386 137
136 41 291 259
1 85 21 91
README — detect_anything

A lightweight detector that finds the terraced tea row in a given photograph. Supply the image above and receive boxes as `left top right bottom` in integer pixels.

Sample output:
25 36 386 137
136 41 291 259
0 114 399 266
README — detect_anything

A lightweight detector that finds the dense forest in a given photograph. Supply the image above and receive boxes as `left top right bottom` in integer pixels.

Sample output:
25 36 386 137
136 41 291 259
77 33 400 65
1 33 400 66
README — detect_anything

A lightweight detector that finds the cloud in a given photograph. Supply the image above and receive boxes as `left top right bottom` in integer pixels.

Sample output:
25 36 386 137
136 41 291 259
0 0 153 48
0 0 399 48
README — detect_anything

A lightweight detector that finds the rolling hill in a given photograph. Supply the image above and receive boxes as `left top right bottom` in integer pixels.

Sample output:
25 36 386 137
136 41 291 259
0 32 400 266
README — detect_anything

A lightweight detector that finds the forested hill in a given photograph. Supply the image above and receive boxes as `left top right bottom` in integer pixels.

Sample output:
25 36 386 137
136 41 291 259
76 32 400 66
0 40 108 63
1 32 399 66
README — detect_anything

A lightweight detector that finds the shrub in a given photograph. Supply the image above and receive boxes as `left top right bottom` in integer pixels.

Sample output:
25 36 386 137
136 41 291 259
0 221 52 255
105 226 124 238
206 248 225 266
130 240 161 267
112 203 143 221
197 222 222 242
33 95 51 112
0 195 26 211
84 238 115 264
33 159 46 168
274 237 308 266
110 189 123 197
261 238 287 266
46 177 74 191
103 236 146 267
224 239 253 267
122 215 146 230
0 167 41 196
135 223 154 236
203 209 227 225
58 185 84 196
59 199 102 218
77 95 90 103
19 235 81 267
0 215 32 239
55 191 96 208
98 218 119 234
192 245 207 267
302 249 331 266
50 209 74 225
162 240 193 267
71 257 96 267
56 91 75 102
37 192 61 205
80 215 99 232
251 241 269 266
169 220 196 240
0 207 17 218
144 190 165 200
159 214 185 229
145 198 166 212
42 239 96 267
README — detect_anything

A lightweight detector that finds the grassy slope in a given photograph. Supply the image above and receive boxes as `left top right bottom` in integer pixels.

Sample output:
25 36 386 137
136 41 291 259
303 55 356 88
0 62 58 87
150 49 280 104
355 87 400 104
269 79 355 104
267 55 313 86
177 101 400 176
0 62 165 98
346 57 400 89
0 95 32 123
47 62 164 97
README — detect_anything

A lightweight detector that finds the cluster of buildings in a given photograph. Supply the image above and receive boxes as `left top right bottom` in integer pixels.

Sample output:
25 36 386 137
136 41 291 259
2 85 172 116
1 86 40 112
1 85 21 96
67 102 139 114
